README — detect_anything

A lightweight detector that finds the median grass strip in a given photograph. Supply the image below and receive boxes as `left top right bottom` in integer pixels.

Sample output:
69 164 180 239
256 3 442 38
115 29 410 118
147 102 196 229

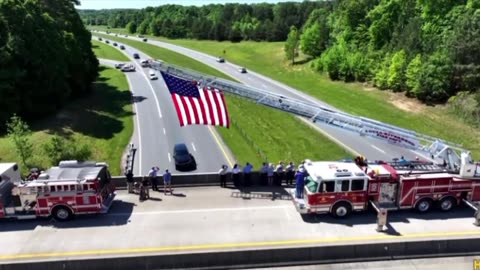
0 66 133 175
93 32 349 167
106 32 479 159
92 39 129 61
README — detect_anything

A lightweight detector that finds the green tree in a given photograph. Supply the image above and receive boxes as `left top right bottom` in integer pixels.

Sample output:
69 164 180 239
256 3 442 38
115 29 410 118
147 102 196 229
126 21 137 33
374 54 391 90
284 25 300 64
6 115 33 168
300 23 328 57
406 54 423 96
387 50 407 91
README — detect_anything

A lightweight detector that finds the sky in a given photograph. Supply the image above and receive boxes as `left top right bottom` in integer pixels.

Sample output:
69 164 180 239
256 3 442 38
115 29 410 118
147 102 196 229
77 0 305 10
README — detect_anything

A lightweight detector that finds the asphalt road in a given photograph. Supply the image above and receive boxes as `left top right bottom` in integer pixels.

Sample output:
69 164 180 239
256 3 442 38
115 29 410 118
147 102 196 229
97 45 232 176
0 188 479 263
99 32 432 162
252 256 477 270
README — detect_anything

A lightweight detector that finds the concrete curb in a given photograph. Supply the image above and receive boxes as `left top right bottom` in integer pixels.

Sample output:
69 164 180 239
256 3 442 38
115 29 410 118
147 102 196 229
2 237 479 270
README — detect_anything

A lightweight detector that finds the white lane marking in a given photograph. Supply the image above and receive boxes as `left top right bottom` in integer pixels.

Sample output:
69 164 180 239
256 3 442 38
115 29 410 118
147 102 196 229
168 152 171 162
261 83 268 89
108 205 290 216
371 144 386 154
191 142 197 152
132 61 163 119
163 128 166 135
411 150 435 162
125 73 143 176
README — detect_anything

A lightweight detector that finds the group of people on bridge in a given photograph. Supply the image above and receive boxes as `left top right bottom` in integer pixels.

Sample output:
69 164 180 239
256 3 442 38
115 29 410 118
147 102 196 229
125 167 172 201
218 161 308 199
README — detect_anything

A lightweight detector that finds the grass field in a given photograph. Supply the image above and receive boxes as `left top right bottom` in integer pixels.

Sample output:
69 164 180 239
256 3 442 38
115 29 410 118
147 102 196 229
0 66 133 175
92 39 129 61
89 26 480 159
93 32 349 167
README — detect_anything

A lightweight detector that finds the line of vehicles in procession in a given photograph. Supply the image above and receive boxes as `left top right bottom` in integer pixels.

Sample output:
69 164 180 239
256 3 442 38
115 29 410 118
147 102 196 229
0 152 479 223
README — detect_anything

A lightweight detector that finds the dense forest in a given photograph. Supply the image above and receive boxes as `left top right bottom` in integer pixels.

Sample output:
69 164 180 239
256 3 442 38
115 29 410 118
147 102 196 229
78 2 327 41
81 1 480 106
0 0 98 127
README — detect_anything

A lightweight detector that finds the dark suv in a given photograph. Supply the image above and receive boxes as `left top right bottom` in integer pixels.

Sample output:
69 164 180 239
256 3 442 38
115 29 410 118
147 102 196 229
173 143 196 171
133 53 140 59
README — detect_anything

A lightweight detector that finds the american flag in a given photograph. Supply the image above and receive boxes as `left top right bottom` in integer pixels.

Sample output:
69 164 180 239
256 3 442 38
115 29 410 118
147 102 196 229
160 71 230 128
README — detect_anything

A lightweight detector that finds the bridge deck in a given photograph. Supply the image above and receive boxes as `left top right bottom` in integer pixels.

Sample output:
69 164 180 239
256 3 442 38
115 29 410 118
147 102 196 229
0 186 479 262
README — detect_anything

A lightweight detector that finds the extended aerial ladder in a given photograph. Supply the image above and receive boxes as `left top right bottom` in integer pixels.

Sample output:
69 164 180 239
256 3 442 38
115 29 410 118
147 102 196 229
149 60 478 177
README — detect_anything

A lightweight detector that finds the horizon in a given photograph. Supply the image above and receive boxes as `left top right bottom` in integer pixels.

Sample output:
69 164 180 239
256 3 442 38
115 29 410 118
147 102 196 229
77 0 306 10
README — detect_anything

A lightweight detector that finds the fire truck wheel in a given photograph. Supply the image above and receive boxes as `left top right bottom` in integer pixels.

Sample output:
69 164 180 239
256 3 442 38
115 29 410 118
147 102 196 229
52 206 73 221
331 202 351 218
415 198 433 213
439 197 456 212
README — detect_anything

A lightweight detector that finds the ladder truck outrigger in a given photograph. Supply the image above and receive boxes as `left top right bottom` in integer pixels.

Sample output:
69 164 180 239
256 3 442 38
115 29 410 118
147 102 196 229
0 160 116 221
147 59 480 229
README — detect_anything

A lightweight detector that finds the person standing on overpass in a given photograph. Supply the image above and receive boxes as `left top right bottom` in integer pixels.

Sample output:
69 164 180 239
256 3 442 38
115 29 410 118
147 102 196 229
163 169 172 195
232 164 241 187
295 165 306 198
285 162 295 186
125 170 134 194
275 161 284 186
243 162 253 186
267 163 274 186
148 167 159 191
260 162 268 186
218 165 228 188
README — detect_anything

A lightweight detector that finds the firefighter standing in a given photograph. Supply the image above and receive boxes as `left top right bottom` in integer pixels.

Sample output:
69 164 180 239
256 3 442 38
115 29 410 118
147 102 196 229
243 162 253 186
232 164 241 187
126 170 134 193
260 162 268 186
285 162 295 186
218 165 228 188
274 161 284 186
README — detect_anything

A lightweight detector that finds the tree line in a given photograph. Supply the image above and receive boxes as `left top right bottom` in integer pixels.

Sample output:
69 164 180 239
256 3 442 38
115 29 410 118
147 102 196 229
0 0 98 128
79 2 328 42
286 0 480 106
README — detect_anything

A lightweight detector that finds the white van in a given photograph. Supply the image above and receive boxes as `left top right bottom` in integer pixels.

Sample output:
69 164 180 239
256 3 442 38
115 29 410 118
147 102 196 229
149 70 158 80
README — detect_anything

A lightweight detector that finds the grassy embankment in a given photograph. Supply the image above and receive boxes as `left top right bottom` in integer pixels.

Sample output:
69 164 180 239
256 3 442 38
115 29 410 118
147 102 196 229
91 27 480 160
94 32 349 167
0 65 133 175
92 39 129 61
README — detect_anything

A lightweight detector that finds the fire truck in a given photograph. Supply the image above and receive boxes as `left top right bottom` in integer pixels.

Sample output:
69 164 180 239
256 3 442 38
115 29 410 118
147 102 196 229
291 153 480 221
0 160 116 221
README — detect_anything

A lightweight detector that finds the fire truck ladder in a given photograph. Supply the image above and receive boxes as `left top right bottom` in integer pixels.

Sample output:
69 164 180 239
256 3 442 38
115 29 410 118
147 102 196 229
149 61 472 171
388 161 447 173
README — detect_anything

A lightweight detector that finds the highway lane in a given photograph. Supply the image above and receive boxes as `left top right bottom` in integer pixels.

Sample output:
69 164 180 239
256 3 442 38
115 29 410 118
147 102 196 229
98 58 170 176
101 32 431 162
97 39 233 175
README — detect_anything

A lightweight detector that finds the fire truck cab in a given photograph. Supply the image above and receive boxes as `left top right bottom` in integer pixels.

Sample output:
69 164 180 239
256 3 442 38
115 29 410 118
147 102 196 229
293 161 370 217
0 160 115 221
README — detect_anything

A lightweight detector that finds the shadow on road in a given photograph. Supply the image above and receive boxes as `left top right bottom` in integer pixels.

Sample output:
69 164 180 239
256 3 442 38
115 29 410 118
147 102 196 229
0 199 135 232
231 186 291 201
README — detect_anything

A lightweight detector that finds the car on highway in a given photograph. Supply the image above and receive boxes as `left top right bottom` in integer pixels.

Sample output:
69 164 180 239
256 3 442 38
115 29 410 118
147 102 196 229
173 143 196 171
140 59 150 67
114 63 125 69
113 42 117 46
149 70 158 80
217 57 225 63
120 45 125 50
239 67 247 73
143 38 148 42
121 65 136 72
98 37 102 41
133 53 140 59
105 40 110 44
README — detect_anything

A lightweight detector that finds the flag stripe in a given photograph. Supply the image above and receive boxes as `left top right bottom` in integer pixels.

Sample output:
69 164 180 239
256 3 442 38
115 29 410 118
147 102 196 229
220 92 230 128
189 96 200 124
211 90 224 127
192 97 204 124
204 90 217 126
171 94 185 126
199 89 212 125
180 96 192 125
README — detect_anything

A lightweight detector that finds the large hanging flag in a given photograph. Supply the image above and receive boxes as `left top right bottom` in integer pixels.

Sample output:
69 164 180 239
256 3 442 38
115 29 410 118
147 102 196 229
160 71 230 128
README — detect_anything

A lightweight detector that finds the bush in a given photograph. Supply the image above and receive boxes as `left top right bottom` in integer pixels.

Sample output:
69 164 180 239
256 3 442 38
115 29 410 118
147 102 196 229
43 135 92 165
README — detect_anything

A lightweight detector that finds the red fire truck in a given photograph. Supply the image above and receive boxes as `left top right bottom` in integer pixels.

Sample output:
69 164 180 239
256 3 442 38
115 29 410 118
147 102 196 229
291 156 480 219
0 160 116 221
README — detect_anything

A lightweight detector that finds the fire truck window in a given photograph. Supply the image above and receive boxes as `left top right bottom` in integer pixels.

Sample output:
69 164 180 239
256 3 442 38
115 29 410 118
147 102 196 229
305 176 318 193
70 185 75 191
324 181 335 192
63 185 69 191
341 180 350 192
83 184 89 191
50 186 56 192
351 179 365 191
